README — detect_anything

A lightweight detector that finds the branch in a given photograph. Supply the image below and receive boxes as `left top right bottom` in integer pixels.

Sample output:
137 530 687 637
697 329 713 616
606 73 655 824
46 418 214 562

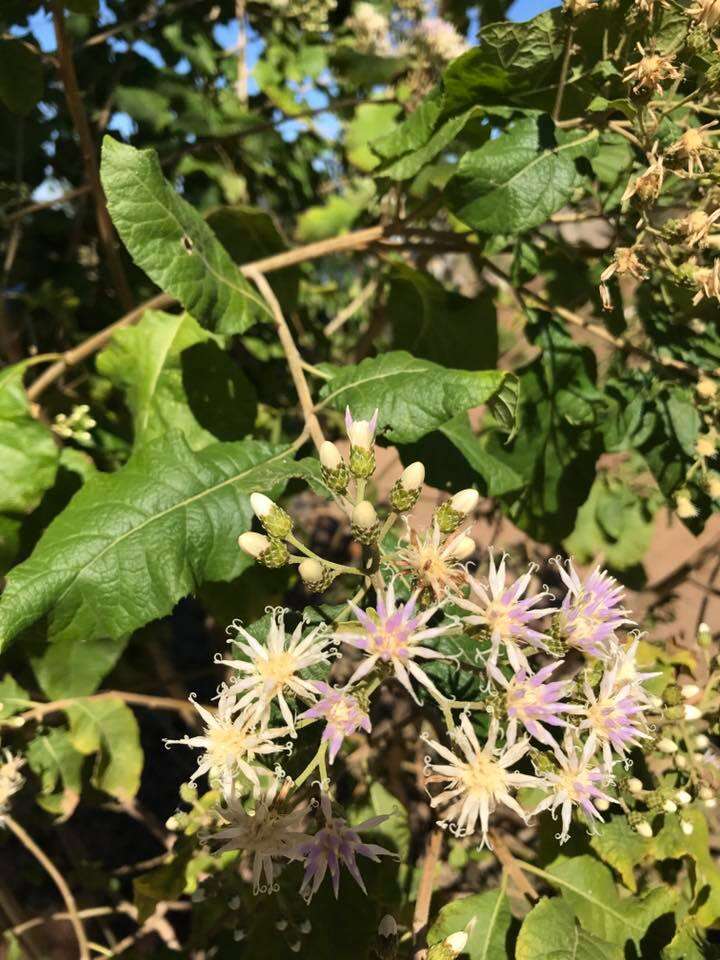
4 815 90 960
324 279 378 336
26 226 386 401
5 689 211 729
487 830 538 902
51 4 134 313
412 827 444 960
246 269 325 452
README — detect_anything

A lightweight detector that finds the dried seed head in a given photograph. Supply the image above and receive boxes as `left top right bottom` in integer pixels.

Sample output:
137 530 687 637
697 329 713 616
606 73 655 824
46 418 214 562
623 44 681 95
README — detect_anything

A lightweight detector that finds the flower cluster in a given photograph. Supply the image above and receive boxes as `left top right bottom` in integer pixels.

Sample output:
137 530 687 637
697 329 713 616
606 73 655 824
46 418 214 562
167 407 714 905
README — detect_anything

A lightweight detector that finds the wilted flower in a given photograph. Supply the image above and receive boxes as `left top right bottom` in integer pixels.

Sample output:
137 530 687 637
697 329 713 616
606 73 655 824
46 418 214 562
688 0 720 30
221 609 334 734
532 732 616 842
552 560 632 660
425 715 547 846
456 553 557 671
623 44 681 95
621 147 665 205
165 686 288 792
208 783 308 894
692 259 720 305
396 521 475 600
296 790 395 900
666 122 719 176
580 661 652 769
0 747 24 815
298 682 371 763
490 661 583 747
599 247 648 310
339 580 453 703
678 208 720 247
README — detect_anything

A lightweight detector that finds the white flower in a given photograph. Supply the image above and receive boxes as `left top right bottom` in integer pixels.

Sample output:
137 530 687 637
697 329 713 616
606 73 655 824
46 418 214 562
532 732 616 843
238 531 271 557
319 441 343 471
345 407 378 449
220 609 333 734
338 579 454 704
165 686 287 793
610 639 660 702
396 521 473 600
208 782 308 894
415 17 467 62
425 715 547 846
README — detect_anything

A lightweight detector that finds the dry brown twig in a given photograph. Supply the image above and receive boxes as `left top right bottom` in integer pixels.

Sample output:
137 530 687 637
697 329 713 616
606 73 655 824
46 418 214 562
412 827 444 960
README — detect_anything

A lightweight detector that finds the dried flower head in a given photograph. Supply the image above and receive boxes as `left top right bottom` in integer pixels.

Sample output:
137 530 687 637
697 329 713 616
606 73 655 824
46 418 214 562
425 715 548 845
692 259 720 304
678 208 720 247
0 748 24 816
623 44 681 95
221 610 334 734
688 0 720 30
600 247 648 310
666 122 719 176
413 17 467 62
396 521 474 600
347 2 391 55
621 147 665 206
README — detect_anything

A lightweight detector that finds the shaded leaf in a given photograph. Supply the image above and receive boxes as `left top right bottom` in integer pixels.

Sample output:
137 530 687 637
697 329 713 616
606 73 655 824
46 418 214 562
26 727 84 819
66 697 143 801
516 897 622 960
0 40 43 115
428 882 512 959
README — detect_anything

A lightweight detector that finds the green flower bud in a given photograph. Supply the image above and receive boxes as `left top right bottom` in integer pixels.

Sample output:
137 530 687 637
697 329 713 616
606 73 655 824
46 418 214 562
250 493 293 539
298 557 335 593
320 441 350 494
698 622 713 648
349 445 376 479
351 500 379 545
663 683 683 706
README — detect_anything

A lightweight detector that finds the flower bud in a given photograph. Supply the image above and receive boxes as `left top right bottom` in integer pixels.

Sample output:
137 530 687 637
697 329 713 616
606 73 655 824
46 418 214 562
676 790 692 805
698 377 718 399
250 492 293 539
378 916 397 938
681 819 694 836
698 622 713 647
628 777 644 794
685 704 703 722
238 531 289 568
708 474 720 500
681 684 701 699
675 755 688 769
451 489 480 514
428 931 469 960
390 462 425 512
449 535 476 562
346 407 378 478
706 797 717 808
595 797 610 811
663 799 678 813
658 737 679 754
636 820 653 838
695 734 710 749
320 441 342 471
351 501 379 545
298 558 334 593
676 491 697 520
663 683 683 706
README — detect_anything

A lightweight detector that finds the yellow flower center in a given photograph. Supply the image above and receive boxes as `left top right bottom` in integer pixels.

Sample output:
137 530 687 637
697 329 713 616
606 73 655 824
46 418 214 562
257 651 298 689
461 755 507 797
208 725 251 763
327 699 352 725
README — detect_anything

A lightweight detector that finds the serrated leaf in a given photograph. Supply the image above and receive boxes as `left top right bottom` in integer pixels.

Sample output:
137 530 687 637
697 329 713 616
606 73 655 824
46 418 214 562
0 40 43 115
376 106 482 181
589 815 648 892
428 880 511 959
516 897 622 960
66 698 143 801
318 350 510 444
0 361 59 514
447 117 598 234
0 435 313 652
26 727 84 819
96 310 257 450
101 137 270 334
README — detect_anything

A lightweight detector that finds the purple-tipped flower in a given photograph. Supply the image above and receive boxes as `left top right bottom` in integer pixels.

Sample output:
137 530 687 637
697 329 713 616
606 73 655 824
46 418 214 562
296 791 395 900
338 579 453 704
456 553 557 671
580 659 652 770
298 683 371 763
490 661 583 748
532 732 616 843
553 560 633 660
345 407 378 449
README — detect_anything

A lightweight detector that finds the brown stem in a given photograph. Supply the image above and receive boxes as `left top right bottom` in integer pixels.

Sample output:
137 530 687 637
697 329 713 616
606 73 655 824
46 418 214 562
4 815 90 960
27 226 387 401
51 4 134 313
488 829 538 902
5 689 210 728
246 269 325 451
412 827 444 960
5 184 92 223
552 24 576 123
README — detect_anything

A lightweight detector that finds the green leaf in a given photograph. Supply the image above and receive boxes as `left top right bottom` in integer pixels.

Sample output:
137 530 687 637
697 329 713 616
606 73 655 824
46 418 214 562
0 435 313 652
346 103 402 172
447 117 598 234
371 89 444 161
66 698 143 801
350 782 411 861
26 727 84 819
516 897 622 960
0 674 30 720
388 264 497 370
31 634 130 699
428 881 512 959
439 415 525 497
100 137 270 334
96 310 257 450
0 40 43 115
589 815 649 892
376 106 482 181
296 180 375 243
545 855 676 947
0 361 59 514
318 350 510 444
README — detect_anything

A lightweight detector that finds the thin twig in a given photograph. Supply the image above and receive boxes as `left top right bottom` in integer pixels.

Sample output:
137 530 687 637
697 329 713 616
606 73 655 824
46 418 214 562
412 828 444 960
487 830 538 902
553 25 576 123
51 4 134 313
246 269 325 451
324 280 378 336
5 689 210 729
235 0 247 103
4 815 91 960
27 226 386 401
